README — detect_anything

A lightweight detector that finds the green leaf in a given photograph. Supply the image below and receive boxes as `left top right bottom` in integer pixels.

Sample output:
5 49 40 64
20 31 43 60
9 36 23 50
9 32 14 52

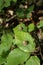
0 50 10 65
13 23 27 32
0 0 4 11
4 0 11 7
25 56 40 65
0 32 13 55
28 5 34 12
37 20 43 28
13 27 35 52
0 0 17 11
16 9 24 18
5 48 30 65
26 5 34 18
27 13 31 18
28 23 35 32
0 56 6 65
13 0 17 3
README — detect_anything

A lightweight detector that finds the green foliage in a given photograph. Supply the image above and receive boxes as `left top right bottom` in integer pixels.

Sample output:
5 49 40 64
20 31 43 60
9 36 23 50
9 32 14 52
13 25 35 52
0 55 6 65
16 5 34 18
27 23 35 32
0 0 17 11
13 0 17 3
13 23 27 32
0 0 42 65
4 0 11 7
5 48 30 65
25 56 40 65
16 9 25 18
0 0 4 11
0 31 13 55
37 20 43 28
26 5 34 18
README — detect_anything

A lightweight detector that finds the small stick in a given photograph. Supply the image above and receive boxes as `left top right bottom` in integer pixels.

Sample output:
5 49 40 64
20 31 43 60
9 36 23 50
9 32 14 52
0 15 16 26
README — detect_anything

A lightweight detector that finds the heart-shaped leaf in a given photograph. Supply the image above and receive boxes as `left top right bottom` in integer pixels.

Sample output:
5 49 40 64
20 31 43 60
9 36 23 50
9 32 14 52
13 26 35 52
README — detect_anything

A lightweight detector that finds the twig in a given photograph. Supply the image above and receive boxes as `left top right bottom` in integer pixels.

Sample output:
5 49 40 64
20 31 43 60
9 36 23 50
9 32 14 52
5 15 16 23
0 15 17 26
